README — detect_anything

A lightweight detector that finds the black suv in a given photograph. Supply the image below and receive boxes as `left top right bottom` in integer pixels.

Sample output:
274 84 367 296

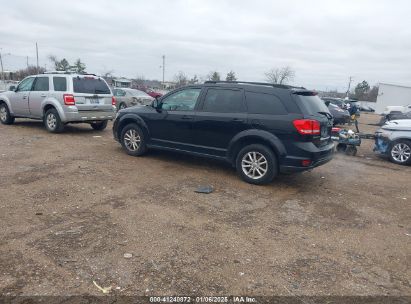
113 81 334 184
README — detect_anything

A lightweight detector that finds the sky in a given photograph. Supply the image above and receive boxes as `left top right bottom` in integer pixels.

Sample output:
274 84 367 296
1 0 410 91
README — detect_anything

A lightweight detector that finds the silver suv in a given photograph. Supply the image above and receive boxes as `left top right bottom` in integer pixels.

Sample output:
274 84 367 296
0 72 116 132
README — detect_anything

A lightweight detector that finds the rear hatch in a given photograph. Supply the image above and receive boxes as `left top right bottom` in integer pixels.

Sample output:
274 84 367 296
293 91 333 147
72 76 113 111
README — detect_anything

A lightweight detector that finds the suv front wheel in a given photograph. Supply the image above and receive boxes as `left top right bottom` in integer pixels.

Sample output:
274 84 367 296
0 103 15 125
236 144 277 185
120 123 147 156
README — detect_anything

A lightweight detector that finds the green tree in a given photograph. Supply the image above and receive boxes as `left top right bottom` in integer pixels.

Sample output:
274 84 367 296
354 80 370 100
208 71 220 81
225 70 237 82
71 58 86 73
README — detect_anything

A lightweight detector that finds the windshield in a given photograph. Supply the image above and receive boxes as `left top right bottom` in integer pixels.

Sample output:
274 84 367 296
73 77 111 94
295 94 331 116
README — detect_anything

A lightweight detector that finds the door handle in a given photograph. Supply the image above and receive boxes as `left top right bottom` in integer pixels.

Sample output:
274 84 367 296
23 95 28 99
231 118 245 122
40 94 47 97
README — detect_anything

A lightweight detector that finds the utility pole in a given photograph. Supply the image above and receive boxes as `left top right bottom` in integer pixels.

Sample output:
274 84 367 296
36 42 39 73
346 76 353 98
26 56 29 68
0 49 4 86
162 55 165 86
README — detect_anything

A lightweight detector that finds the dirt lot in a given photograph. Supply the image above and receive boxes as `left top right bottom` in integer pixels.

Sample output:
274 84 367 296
0 113 410 297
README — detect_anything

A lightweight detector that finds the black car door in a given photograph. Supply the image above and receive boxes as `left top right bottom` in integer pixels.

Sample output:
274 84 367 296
147 87 202 150
191 87 249 157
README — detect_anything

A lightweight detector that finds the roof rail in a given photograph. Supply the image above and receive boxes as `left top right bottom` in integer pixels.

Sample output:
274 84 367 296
204 80 296 89
42 71 97 76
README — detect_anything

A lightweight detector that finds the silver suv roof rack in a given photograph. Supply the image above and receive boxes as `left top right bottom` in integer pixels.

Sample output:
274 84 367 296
42 71 97 76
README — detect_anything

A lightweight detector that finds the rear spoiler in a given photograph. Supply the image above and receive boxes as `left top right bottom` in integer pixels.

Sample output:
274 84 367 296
291 89 318 96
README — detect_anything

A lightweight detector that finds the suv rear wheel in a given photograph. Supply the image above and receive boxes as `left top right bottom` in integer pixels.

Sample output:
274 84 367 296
389 140 411 165
44 108 64 133
120 123 147 156
0 103 15 125
91 121 108 131
236 144 277 185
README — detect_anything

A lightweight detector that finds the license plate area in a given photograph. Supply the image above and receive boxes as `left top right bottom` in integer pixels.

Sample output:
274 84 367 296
88 98 100 105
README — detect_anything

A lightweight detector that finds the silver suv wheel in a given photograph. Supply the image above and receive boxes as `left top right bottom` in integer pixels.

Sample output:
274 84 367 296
46 113 57 130
391 142 411 163
0 105 7 122
241 151 268 179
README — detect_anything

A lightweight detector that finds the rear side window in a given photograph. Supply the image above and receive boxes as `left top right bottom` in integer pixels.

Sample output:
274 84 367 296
245 92 287 115
73 77 111 94
32 77 49 91
295 94 330 115
202 88 245 113
53 77 67 91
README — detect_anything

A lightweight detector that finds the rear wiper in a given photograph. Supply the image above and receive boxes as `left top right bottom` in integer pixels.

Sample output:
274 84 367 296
95 89 109 94
318 111 333 120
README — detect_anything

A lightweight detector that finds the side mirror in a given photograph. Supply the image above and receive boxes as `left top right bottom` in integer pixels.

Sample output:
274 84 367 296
9 86 16 91
152 98 161 111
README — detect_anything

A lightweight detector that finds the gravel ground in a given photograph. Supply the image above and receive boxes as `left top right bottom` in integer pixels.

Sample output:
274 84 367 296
0 113 410 297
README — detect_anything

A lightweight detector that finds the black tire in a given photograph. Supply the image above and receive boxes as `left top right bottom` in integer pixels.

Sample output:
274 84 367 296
119 103 127 110
389 140 411 165
44 108 64 133
91 120 108 131
0 103 15 125
120 123 147 156
236 144 277 185
336 143 347 153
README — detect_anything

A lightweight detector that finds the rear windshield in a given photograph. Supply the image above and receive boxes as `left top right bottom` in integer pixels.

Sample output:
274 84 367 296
295 94 330 115
73 77 111 94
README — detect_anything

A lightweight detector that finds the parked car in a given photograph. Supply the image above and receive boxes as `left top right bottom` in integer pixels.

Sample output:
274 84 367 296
322 97 346 109
323 99 350 125
113 81 334 185
0 72 116 132
375 119 411 165
113 88 154 110
378 111 411 126
382 104 411 115
145 88 163 99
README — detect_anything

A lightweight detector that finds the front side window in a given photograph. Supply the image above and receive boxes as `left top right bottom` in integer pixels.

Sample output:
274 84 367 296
161 88 201 111
53 77 67 91
32 77 49 91
16 77 35 92
202 88 245 113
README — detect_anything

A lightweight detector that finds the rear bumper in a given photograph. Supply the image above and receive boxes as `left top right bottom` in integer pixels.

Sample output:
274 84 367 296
279 141 334 173
62 110 116 123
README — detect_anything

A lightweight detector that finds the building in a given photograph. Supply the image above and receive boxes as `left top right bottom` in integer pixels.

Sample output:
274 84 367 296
112 78 132 88
375 83 411 114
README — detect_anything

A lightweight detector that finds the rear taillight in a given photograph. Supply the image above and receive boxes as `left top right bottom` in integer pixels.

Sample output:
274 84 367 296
112 96 116 106
63 94 75 105
293 119 321 135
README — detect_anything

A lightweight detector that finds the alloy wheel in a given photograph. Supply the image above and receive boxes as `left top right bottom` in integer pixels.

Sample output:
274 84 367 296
0 106 7 122
391 143 411 163
241 151 268 179
124 129 141 151
47 113 57 130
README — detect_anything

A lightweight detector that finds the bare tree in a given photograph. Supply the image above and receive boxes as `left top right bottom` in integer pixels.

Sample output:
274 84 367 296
207 71 221 81
174 71 188 88
265 66 295 84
